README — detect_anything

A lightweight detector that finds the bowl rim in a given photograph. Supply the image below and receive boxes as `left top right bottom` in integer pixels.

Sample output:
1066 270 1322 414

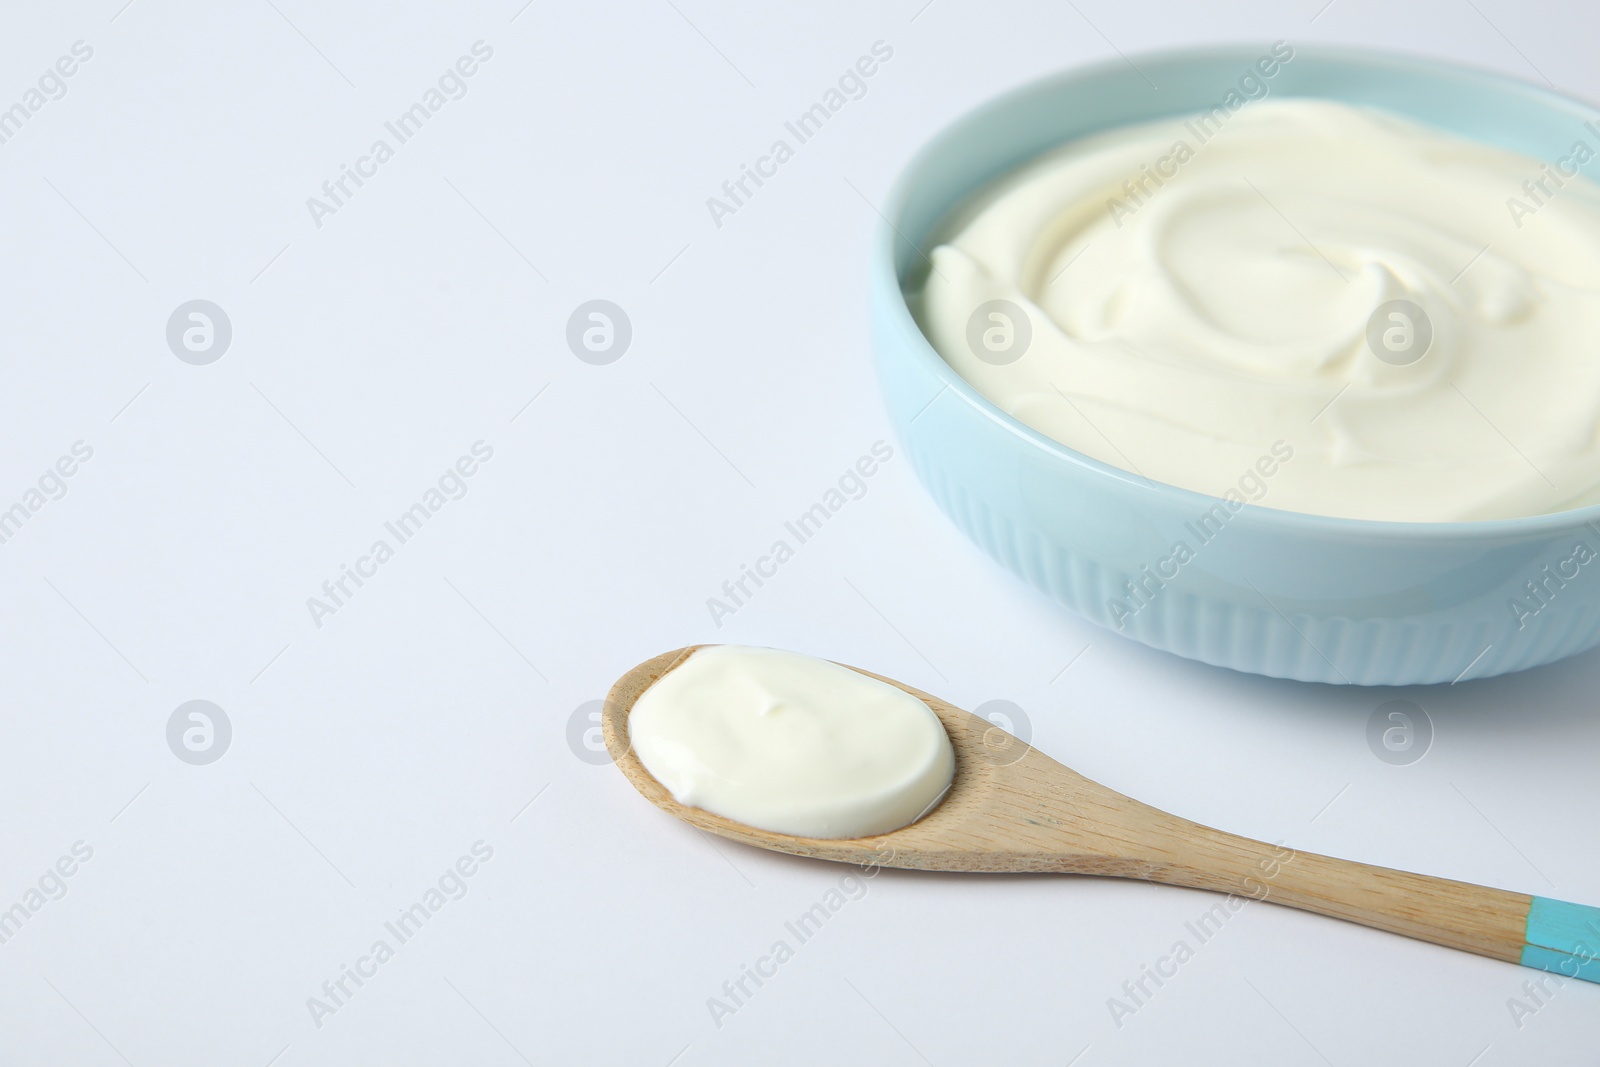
873 41 1600 542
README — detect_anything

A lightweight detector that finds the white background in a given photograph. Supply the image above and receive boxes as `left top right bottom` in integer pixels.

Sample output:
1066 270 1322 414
1 0 1598 1064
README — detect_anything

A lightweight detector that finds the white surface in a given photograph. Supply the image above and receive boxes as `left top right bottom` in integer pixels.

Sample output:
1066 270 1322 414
1 1 1597 1064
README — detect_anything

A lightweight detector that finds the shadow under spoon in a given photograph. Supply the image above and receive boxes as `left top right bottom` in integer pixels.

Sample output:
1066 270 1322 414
604 646 1600 983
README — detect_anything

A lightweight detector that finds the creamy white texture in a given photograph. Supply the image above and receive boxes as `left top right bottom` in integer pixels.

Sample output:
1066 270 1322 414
913 99 1600 522
628 645 954 839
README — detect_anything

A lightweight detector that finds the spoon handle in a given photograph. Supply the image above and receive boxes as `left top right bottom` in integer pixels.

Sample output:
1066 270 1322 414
1135 824 1600 982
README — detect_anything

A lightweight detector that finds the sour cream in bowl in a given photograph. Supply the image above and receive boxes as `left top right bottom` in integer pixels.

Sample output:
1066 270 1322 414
872 45 1600 684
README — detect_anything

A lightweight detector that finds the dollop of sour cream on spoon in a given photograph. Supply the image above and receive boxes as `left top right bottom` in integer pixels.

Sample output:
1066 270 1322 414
628 645 955 839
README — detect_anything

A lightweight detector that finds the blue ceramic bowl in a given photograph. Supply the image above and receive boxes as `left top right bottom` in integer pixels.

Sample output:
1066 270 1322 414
872 44 1600 685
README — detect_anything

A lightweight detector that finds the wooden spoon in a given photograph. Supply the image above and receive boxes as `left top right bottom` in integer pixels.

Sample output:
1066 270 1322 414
604 646 1600 983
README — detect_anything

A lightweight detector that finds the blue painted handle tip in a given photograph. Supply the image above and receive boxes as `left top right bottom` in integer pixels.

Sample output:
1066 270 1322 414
1520 897 1600 984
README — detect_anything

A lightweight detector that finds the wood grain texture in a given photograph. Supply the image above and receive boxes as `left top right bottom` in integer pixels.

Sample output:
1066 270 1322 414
603 647 1533 965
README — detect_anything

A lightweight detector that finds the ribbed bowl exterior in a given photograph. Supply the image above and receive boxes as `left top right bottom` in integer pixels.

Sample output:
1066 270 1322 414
872 46 1600 685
